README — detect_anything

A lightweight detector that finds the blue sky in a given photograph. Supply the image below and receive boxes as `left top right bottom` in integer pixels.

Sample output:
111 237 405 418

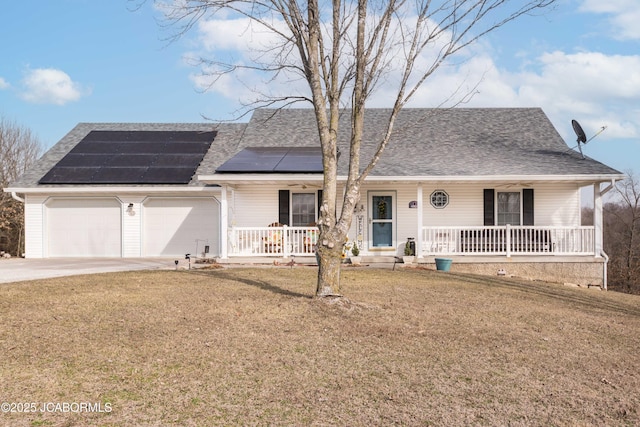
1 0 639 174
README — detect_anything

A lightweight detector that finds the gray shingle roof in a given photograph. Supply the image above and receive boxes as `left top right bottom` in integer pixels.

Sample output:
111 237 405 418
204 108 622 177
8 108 622 189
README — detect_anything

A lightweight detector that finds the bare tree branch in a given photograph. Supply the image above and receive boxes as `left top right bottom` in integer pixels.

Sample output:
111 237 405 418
0 116 43 255
152 0 558 296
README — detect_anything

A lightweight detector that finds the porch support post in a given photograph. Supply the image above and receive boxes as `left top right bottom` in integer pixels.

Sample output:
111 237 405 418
282 225 289 258
220 185 229 259
593 183 602 257
417 184 423 259
593 179 616 258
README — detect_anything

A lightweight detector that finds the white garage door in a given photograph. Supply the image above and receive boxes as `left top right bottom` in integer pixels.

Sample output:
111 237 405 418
46 198 122 257
143 198 219 257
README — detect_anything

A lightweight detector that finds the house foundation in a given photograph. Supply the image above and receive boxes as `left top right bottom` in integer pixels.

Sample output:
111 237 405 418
215 255 605 288
419 256 606 288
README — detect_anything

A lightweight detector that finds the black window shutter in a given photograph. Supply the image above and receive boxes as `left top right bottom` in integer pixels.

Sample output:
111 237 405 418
483 189 495 226
523 189 534 226
317 190 323 220
278 190 290 225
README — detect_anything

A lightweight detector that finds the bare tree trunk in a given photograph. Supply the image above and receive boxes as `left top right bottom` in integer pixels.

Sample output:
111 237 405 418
316 245 343 296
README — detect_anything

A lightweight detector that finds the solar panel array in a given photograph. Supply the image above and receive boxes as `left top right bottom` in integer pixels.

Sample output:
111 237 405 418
39 130 216 184
216 147 323 173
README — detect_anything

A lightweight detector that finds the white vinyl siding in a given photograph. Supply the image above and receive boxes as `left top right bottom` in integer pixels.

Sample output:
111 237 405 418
45 197 122 257
533 183 581 226
421 183 580 228
231 185 287 227
122 198 144 257
142 197 219 257
24 195 47 258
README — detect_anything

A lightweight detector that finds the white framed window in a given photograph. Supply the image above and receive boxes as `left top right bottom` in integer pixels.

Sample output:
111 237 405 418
430 190 449 209
291 193 316 226
497 192 520 225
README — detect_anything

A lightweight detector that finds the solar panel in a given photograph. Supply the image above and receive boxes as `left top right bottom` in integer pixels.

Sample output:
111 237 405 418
39 167 97 184
114 142 159 154
39 130 216 184
216 147 323 173
154 154 205 167
69 142 116 154
92 167 149 183
143 167 196 184
105 154 158 167
275 147 323 172
56 154 108 167
164 142 212 154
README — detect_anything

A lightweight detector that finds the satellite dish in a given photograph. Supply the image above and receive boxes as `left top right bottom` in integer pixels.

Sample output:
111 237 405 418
569 119 606 159
571 119 587 158
572 119 587 144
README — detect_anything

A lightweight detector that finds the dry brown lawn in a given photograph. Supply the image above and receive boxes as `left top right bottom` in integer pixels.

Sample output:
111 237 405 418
1 266 639 426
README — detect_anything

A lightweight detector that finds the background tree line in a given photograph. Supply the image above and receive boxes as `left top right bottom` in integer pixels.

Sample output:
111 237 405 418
0 116 42 256
583 171 640 294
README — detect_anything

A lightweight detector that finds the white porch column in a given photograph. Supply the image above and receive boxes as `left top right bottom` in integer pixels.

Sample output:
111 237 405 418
593 183 603 258
593 179 617 257
417 184 423 259
220 185 229 259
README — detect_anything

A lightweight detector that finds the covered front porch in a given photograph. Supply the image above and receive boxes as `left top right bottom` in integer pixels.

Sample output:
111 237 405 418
213 177 614 261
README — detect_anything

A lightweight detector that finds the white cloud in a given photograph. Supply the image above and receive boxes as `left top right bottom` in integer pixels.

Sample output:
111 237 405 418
187 16 318 103
375 48 640 142
509 51 640 139
580 0 640 40
20 68 89 105
0 77 9 89
185 7 640 146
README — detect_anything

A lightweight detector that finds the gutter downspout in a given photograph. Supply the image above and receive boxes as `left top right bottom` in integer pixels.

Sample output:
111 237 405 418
11 192 25 203
601 250 609 291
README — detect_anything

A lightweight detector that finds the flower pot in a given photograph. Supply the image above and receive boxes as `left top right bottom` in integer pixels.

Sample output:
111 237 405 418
350 256 362 265
402 256 415 264
435 258 452 271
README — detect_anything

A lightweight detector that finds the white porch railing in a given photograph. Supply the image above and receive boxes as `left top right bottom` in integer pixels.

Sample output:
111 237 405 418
228 226 319 257
422 225 595 256
227 225 595 257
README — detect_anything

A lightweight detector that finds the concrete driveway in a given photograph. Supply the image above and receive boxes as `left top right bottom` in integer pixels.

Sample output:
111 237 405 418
0 258 179 284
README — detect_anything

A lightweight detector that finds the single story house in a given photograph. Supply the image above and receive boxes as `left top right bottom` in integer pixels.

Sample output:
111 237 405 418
5 108 624 286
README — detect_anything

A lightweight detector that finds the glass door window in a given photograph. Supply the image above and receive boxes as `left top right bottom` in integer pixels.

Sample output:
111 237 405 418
497 192 521 225
371 194 394 248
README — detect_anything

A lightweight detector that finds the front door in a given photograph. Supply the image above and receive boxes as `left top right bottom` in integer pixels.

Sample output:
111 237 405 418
370 192 395 249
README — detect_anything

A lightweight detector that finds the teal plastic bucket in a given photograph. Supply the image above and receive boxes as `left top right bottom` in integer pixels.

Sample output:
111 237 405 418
435 258 452 271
